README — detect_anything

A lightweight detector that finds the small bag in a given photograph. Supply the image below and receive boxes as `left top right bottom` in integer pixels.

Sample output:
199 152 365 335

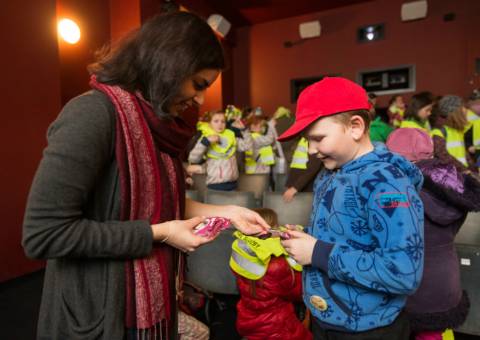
179 281 212 315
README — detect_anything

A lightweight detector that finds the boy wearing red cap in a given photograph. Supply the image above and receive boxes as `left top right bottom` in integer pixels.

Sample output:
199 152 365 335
279 77 425 339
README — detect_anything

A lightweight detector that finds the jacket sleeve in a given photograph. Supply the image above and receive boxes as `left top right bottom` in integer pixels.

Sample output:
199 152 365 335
252 127 275 148
188 137 208 163
22 92 153 260
311 169 424 295
236 130 254 152
286 155 323 191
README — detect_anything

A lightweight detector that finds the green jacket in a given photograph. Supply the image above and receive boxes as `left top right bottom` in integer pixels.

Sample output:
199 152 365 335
370 117 394 143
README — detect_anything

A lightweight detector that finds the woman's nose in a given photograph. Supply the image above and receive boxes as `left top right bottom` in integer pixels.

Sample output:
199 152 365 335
194 91 205 106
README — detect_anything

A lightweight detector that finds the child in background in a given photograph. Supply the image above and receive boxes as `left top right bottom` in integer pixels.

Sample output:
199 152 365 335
465 90 480 165
431 95 477 173
388 94 406 127
230 208 312 340
188 110 252 190
244 115 276 174
278 77 424 340
386 128 480 340
370 107 395 143
400 92 434 132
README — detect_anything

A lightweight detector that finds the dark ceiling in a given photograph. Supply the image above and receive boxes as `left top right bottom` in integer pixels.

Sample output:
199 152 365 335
179 0 373 27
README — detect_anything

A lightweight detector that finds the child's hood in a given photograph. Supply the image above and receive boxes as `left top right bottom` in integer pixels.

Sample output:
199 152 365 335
417 158 480 212
341 143 424 191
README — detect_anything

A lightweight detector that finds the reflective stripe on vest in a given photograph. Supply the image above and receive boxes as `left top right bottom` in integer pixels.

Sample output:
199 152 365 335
468 110 480 149
432 127 468 166
206 129 236 160
230 235 302 280
285 255 302 271
291 137 309 169
467 109 480 122
230 239 268 280
245 133 275 174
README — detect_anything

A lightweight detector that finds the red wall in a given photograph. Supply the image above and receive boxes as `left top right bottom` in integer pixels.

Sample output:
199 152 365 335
0 1 61 281
57 0 111 105
233 0 480 113
110 0 141 42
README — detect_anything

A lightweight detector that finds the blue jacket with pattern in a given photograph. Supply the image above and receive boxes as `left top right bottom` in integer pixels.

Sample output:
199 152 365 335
304 144 424 332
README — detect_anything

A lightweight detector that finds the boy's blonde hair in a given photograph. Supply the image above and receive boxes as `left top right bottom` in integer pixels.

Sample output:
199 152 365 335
330 109 371 133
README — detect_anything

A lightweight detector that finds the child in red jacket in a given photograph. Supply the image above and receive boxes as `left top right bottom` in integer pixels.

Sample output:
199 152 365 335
230 208 312 340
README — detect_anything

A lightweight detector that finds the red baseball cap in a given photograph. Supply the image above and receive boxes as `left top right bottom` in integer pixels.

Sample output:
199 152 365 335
278 77 371 141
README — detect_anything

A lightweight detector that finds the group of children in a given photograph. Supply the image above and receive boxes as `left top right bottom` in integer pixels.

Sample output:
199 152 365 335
187 106 281 191
187 77 480 340
369 90 480 175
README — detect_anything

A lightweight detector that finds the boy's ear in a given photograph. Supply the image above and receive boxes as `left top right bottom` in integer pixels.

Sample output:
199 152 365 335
349 115 366 140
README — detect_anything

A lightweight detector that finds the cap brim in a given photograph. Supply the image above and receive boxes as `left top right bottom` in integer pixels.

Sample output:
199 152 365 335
277 115 319 141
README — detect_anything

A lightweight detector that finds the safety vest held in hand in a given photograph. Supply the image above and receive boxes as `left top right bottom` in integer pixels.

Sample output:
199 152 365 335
245 132 275 174
206 129 237 160
290 137 309 169
230 231 302 280
431 126 468 166
467 109 480 150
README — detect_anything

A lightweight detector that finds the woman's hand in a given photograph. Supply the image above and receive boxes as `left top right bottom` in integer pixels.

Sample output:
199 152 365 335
151 216 214 252
282 187 298 202
220 205 270 235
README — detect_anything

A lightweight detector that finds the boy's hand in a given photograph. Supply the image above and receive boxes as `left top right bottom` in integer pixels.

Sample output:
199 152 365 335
281 230 316 265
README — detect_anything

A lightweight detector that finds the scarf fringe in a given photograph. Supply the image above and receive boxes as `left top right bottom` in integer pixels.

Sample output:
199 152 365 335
134 319 169 340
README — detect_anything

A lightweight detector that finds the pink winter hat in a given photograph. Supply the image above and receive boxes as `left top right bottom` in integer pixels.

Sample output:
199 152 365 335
386 128 433 162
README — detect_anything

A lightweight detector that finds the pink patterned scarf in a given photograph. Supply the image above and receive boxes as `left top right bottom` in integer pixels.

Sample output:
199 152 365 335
90 75 194 339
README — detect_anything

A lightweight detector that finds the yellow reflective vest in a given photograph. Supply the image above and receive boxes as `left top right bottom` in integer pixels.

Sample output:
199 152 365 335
290 137 309 169
467 109 480 150
389 104 405 127
205 129 237 160
245 132 275 174
230 231 302 280
400 119 431 132
431 126 468 166
197 121 215 137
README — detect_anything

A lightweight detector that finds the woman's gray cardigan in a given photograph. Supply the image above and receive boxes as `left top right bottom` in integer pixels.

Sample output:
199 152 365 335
23 90 154 340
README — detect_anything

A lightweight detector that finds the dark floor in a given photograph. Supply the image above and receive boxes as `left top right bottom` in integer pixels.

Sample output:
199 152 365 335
1 270 479 340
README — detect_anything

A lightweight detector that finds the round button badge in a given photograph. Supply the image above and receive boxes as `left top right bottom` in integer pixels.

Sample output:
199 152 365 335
310 295 328 311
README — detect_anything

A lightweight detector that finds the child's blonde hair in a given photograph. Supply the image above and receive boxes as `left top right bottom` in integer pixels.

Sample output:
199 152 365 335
330 109 371 133
202 110 225 122
445 107 468 131
246 115 267 129
252 208 278 227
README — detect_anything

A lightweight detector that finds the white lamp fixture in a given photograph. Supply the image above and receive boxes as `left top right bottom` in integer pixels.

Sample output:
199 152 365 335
299 20 321 39
401 0 428 22
207 14 231 38
58 18 81 44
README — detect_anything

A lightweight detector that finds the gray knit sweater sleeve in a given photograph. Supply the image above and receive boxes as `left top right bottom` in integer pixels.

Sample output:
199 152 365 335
22 91 153 259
